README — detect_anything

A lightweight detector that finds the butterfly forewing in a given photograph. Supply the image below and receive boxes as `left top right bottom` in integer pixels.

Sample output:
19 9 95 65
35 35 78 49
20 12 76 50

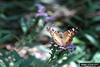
52 31 64 46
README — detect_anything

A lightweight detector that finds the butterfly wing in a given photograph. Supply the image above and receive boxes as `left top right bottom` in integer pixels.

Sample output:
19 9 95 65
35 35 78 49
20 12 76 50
63 29 76 46
47 27 76 47
52 31 64 46
62 31 71 46
47 27 64 46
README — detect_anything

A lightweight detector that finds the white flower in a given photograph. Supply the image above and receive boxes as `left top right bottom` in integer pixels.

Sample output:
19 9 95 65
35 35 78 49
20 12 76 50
9 62 14 67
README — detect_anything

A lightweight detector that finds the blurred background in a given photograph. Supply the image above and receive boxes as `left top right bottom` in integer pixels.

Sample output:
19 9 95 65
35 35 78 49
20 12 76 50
0 0 100 67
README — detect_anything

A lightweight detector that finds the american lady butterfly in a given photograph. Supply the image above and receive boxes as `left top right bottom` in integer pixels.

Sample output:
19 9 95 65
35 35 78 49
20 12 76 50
47 26 77 51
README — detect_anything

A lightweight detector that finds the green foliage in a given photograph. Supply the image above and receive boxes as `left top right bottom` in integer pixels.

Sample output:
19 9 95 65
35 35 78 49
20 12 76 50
0 0 100 67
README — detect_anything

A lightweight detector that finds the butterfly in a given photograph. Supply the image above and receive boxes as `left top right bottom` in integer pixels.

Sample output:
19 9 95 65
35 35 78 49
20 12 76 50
47 26 77 49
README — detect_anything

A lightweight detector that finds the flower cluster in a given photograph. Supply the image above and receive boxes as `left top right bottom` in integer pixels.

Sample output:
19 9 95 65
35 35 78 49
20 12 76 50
35 3 55 22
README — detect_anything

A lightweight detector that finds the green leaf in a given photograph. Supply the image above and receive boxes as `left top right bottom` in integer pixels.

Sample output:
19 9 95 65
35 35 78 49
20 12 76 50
57 52 85 67
72 37 85 45
0 30 14 43
92 16 100 22
84 34 99 48
13 60 22 67
20 17 36 33
20 18 29 33
0 60 7 67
